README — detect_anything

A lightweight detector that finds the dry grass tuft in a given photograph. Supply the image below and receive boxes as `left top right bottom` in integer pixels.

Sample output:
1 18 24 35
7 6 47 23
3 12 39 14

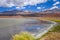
40 32 60 40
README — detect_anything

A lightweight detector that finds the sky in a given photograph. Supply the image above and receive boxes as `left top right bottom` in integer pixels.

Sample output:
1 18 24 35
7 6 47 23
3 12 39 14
0 0 60 12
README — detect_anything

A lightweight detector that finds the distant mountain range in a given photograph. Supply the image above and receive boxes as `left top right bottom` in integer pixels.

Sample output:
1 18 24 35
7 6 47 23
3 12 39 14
0 9 33 16
43 8 60 13
0 8 60 16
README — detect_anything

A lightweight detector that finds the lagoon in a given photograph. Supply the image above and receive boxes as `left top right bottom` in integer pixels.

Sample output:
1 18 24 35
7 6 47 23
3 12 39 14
0 18 55 40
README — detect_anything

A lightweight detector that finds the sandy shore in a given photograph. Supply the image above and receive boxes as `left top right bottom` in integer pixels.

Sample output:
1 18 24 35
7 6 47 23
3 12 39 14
0 16 23 18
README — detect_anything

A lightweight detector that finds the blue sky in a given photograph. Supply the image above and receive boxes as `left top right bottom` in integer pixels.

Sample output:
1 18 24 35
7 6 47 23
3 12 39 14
0 0 60 12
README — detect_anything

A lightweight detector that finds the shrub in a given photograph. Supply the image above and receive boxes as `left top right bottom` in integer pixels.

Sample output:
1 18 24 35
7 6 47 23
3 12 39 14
12 32 36 40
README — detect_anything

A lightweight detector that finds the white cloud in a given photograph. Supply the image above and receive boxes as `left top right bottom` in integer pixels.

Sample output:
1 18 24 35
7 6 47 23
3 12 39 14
49 6 59 10
16 6 25 9
53 1 60 6
16 7 20 9
0 0 48 7
37 7 41 9
6 3 15 7
0 0 15 7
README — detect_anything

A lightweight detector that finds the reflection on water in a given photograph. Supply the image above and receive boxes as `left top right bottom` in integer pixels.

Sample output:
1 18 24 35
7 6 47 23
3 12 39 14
26 25 43 32
0 18 54 40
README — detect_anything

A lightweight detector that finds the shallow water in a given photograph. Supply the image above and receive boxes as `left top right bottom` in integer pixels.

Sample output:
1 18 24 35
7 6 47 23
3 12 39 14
0 18 54 40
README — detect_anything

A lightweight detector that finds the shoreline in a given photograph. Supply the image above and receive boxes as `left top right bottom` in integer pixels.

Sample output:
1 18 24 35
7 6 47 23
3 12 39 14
35 20 57 38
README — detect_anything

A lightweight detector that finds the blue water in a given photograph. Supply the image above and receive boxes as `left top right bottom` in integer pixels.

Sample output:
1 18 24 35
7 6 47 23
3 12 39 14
0 18 53 40
25 25 44 32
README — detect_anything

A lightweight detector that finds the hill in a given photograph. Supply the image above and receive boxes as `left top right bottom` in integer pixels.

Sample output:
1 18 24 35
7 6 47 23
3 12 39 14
0 9 60 17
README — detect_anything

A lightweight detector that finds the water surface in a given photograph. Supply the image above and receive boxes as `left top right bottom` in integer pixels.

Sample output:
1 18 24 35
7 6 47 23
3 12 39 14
0 18 54 40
